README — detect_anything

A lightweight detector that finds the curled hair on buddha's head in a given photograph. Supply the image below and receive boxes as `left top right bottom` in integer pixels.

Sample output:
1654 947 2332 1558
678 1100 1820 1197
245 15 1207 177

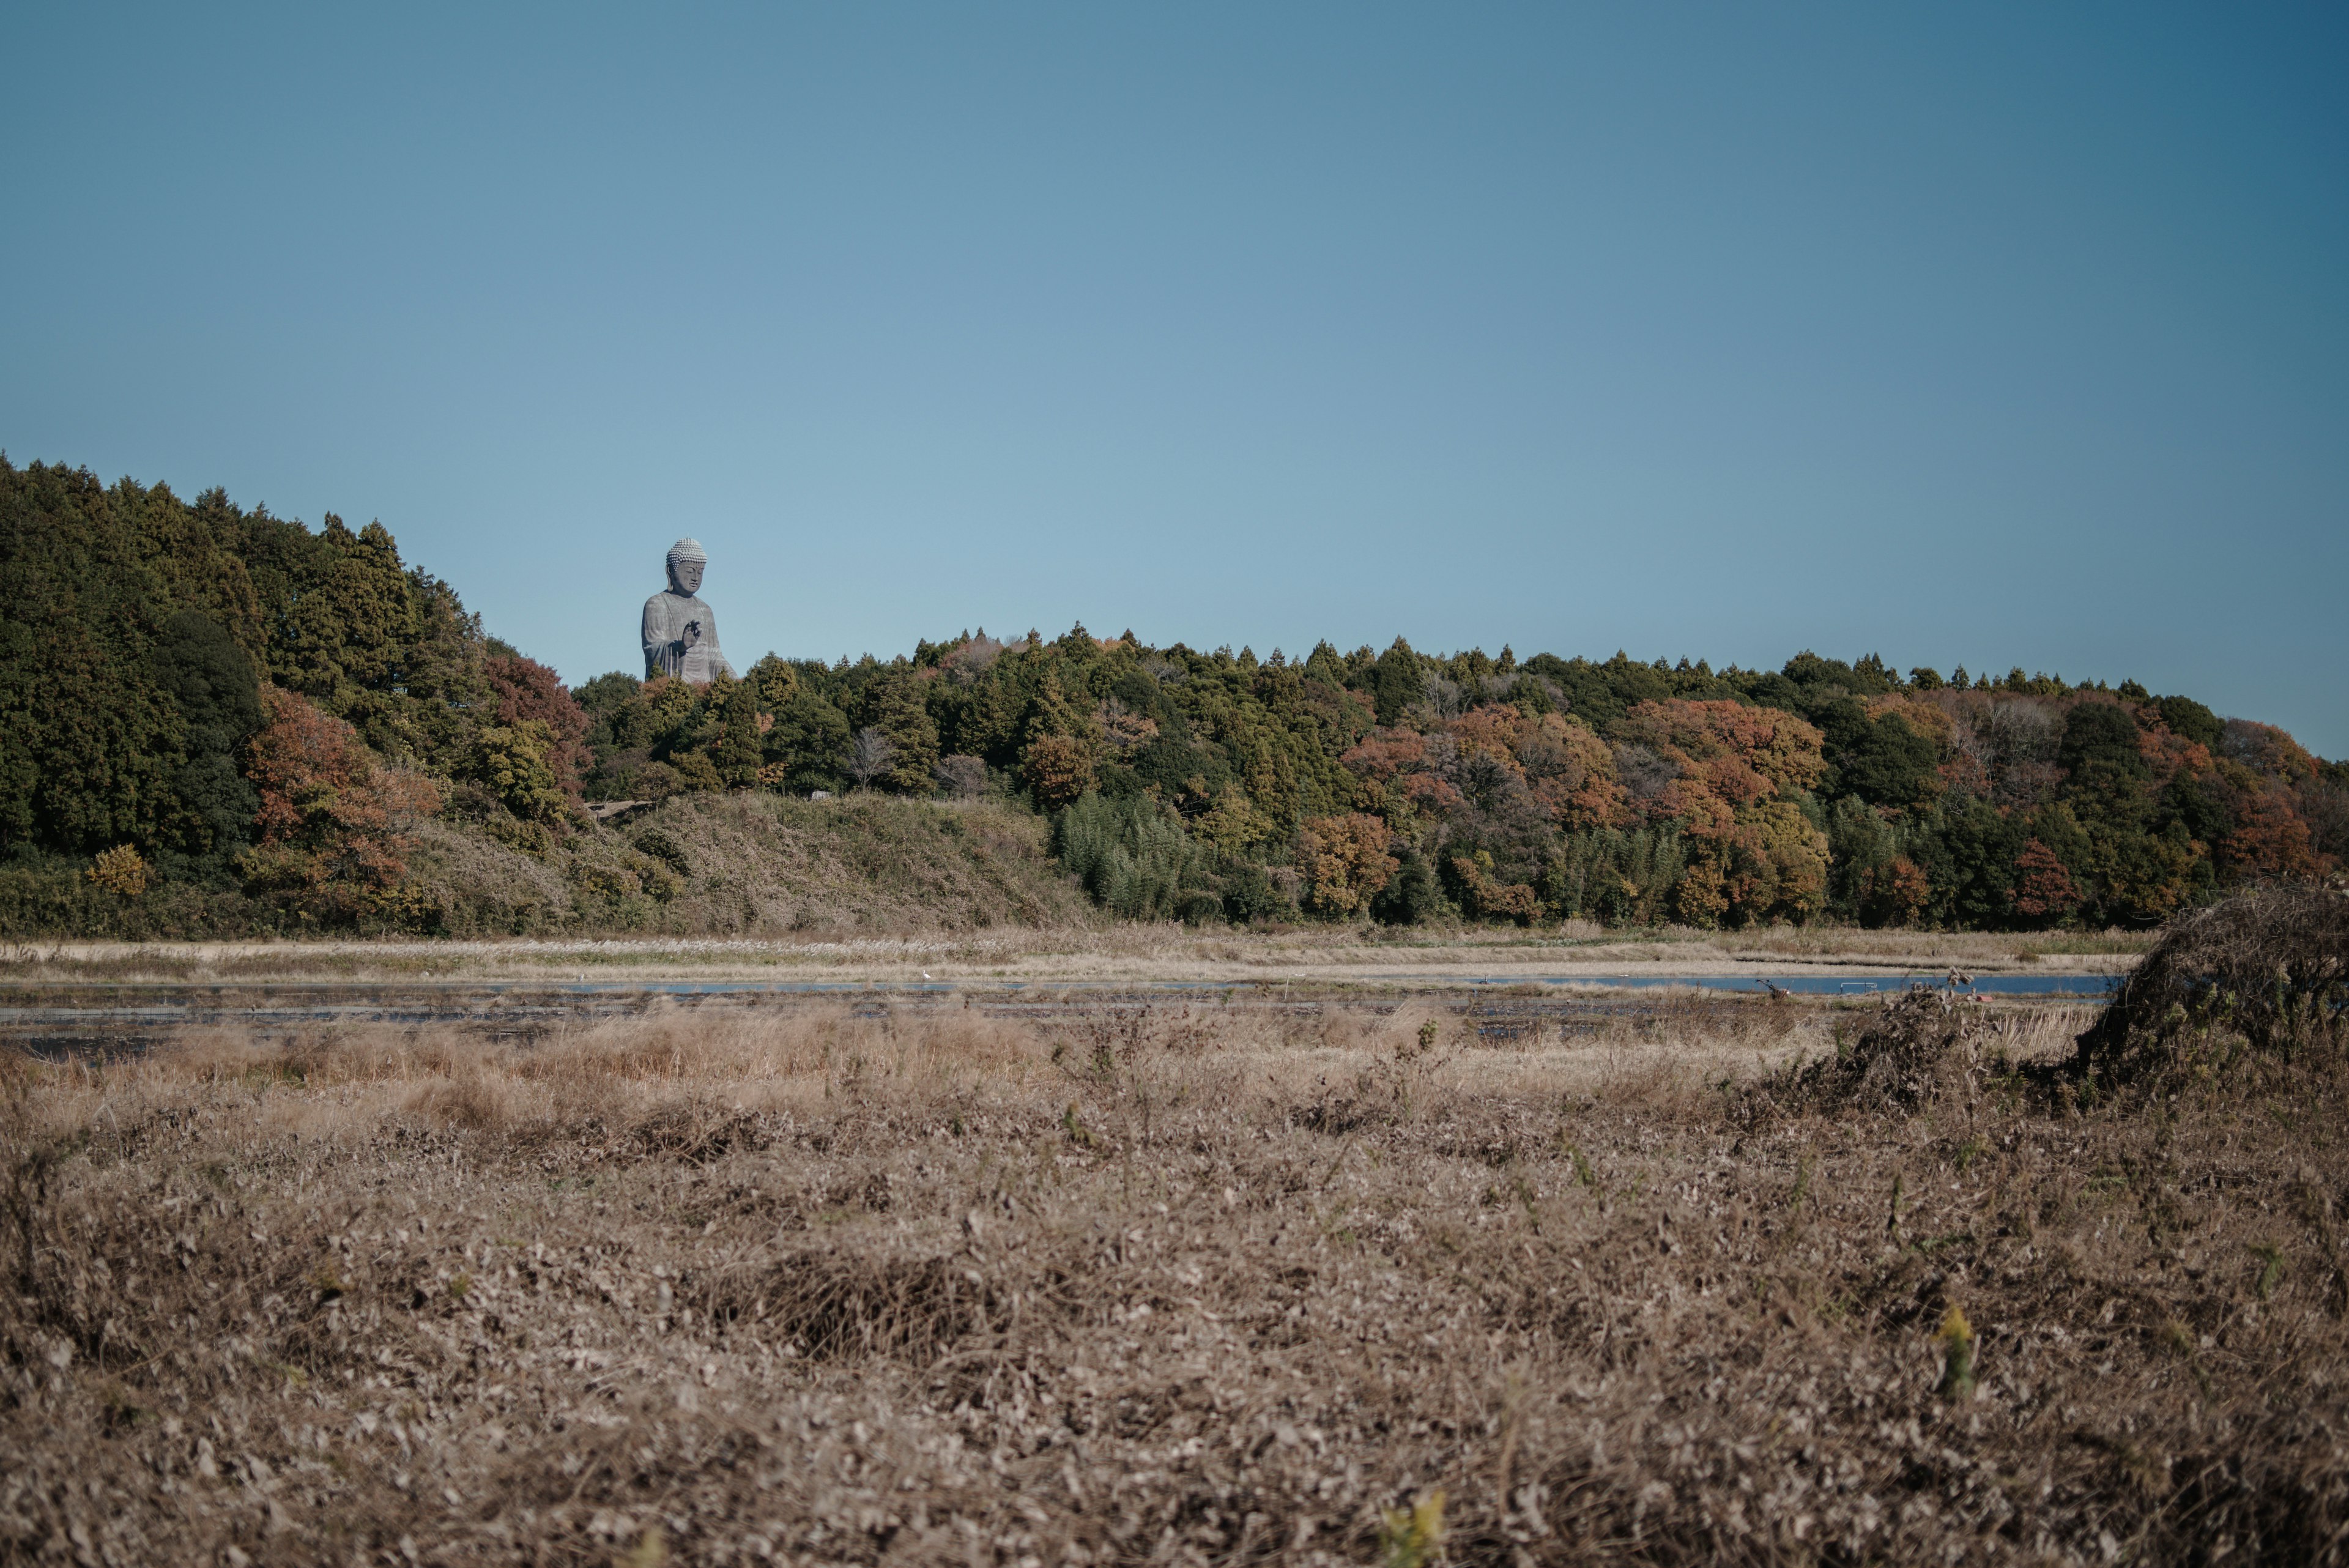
666 538 708 594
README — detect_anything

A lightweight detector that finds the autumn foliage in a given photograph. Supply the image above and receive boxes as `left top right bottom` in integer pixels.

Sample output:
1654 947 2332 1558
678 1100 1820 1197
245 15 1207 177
486 650 590 799
1297 813 1399 916
2 453 2341 937
2011 838 2081 921
566 630 2342 933
240 686 440 920
1022 735 1097 812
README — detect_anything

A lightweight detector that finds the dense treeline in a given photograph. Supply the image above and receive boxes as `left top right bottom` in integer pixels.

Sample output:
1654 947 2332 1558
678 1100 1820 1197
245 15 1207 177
579 630 2346 931
1 458 587 931
4 455 2342 934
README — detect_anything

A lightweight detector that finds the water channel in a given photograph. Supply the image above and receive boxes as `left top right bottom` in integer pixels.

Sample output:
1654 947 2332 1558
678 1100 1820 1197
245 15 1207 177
0 972 2120 1058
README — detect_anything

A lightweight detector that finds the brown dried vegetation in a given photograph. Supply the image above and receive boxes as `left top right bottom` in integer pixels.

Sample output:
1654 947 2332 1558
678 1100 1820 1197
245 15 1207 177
2074 884 2349 1093
1761 986 2009 1119
4 955 2348 1564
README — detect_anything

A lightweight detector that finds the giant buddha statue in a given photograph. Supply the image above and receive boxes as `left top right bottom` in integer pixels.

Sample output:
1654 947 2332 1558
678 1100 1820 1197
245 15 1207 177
641 537 736 682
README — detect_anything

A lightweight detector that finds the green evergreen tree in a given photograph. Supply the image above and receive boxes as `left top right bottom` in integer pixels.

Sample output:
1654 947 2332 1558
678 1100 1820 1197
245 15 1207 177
467 721 567 824
150 610 262 877
1371 638 1422 727
766 688 853 793
1024 669 1086 744
713 674 763 787
864 673 941 792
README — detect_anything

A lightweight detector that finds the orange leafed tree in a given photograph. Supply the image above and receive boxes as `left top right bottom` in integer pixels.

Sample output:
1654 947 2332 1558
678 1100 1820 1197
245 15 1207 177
1022 734 1096 812
1612 699 1825 817
1445 705 1527 768
1341 708 1628 832
240 686 441 920
1297 812 1399 916
1512 713 1627 830
1859 856 1933 927
1612 700 1828 924
1339 729 1427 784
2134 723 2214 789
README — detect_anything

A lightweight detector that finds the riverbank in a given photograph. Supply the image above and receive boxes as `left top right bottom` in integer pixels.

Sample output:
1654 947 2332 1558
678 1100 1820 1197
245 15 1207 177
0 921 2148 991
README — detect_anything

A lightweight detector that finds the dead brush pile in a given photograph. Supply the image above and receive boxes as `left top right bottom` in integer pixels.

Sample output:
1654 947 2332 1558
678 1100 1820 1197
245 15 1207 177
1761 984 2003 1117
5 992 2349 1565
2073 883 2349 1092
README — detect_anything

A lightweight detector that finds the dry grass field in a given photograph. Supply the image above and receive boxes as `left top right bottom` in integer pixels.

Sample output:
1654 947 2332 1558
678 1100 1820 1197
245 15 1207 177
0 917 2148 995
4 948 2345 1564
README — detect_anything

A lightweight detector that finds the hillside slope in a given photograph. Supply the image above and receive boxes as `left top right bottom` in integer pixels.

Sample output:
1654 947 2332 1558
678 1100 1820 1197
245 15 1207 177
0 795 1099 940
407 793 1098 936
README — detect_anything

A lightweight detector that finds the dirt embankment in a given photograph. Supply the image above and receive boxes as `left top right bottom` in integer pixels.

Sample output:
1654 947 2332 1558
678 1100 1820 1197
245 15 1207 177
0 916 2148 993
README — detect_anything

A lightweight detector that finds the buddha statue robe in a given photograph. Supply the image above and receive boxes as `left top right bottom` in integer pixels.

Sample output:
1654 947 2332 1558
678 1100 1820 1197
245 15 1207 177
641 538 736 682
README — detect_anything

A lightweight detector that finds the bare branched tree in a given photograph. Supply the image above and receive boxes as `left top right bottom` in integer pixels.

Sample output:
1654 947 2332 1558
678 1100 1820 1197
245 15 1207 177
934 754 987 799
848 727 896 791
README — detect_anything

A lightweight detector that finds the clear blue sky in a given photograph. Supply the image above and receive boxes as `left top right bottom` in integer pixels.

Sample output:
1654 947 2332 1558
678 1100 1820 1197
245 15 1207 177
6 4 2343 752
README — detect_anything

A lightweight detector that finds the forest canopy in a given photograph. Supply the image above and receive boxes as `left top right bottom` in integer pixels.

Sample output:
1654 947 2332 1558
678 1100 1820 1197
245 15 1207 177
4 455 2343 935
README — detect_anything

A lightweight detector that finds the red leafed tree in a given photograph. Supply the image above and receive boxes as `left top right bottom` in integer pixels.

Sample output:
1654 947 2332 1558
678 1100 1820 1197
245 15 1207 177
2011 838 2081 923
242 686 442 920
2221 782 2327 882
1338 729 1427 784
484 652 590 798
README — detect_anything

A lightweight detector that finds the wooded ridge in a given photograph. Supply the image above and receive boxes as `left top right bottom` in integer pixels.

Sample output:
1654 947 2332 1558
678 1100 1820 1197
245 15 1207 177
5 456 2340 936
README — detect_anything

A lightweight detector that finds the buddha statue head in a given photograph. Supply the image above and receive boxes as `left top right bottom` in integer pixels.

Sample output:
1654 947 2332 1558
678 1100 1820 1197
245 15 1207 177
666 538 708 596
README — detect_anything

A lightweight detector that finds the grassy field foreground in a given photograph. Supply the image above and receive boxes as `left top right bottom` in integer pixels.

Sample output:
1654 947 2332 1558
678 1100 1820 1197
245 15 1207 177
2 990 2343 1565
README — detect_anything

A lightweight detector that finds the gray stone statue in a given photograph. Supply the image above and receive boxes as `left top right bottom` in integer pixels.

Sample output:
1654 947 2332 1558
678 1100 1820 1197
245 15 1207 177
641 537 736 682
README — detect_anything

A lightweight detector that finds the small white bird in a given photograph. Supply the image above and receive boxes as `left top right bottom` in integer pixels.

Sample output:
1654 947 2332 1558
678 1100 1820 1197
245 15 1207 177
922 970 933 981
